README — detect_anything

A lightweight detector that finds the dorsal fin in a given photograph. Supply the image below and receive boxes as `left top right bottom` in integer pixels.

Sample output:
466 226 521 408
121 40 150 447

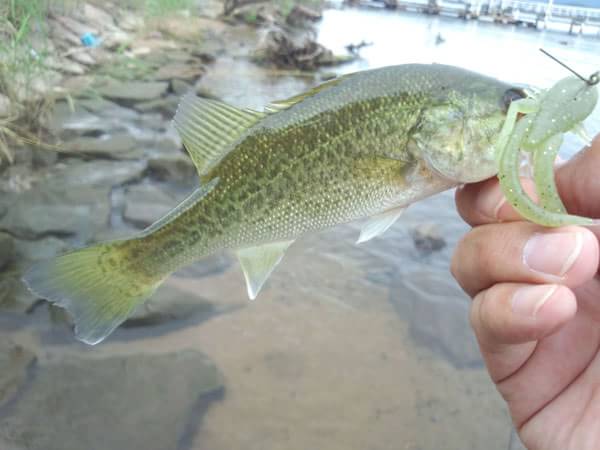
264 74 350 113
173 93 265 175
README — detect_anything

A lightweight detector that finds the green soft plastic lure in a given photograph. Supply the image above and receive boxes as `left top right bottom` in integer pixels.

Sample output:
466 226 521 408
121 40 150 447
23 63 598 345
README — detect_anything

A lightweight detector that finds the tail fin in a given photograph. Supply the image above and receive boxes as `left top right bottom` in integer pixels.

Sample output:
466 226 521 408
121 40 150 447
23 241 164 345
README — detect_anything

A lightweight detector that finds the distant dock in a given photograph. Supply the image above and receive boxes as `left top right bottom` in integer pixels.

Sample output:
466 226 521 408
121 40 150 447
353 0 600 36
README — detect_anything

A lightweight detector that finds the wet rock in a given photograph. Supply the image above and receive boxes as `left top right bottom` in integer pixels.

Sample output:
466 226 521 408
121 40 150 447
154 62 205 82
148 151 196 181
0 338 36 408
0 232 15 270
170 79 193 96
65 133 144 159
76 96 130 115
410 222 446 256
0 349 223 450
256 29 354 70
286 4 323 26
0 184 110 240
123 184 178 228
45 101 102 136
31 148 59 168
126 281 215 327
133 95 180 117
54 159 147 187
389 270 483 369
14 237 70 264
0 275 38 314
13 147 33 166
97 80 169 103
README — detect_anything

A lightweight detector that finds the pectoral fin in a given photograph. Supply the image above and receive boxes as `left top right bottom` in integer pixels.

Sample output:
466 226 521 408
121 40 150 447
357 208 405 244
237 240 294 300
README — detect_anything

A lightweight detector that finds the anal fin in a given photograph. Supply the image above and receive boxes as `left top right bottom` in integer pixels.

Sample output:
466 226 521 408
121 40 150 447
237 240 294 300
357 208 405 244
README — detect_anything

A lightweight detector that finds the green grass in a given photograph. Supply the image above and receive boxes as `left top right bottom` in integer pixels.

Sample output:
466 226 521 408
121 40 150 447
147 0 195 15
0 0 55 163
122 0 195 16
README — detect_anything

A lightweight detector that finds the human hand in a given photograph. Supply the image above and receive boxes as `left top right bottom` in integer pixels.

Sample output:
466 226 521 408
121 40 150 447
452 135 600 450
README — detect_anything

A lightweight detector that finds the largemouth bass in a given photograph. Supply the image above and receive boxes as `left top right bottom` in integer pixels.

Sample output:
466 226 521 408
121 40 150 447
24 64 520 344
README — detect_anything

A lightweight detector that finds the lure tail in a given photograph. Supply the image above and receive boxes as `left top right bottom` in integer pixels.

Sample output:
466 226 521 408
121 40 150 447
23 240 165 345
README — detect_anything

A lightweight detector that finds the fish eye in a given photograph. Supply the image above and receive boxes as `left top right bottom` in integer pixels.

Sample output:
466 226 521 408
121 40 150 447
502 88 527 111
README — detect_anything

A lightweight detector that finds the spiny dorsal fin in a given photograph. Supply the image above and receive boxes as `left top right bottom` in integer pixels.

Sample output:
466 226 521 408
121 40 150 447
237 240 294 299
264 74 351 113
174 93 265 175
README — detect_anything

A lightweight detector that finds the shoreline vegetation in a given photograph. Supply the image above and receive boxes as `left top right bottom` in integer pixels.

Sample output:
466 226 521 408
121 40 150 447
0 0 352 166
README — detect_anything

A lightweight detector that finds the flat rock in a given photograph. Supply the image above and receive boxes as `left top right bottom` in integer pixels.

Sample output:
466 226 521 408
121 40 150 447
389 270 483 369
65 133 144 159
123 183 178 228
0 184 110 240
170 79 192 96
0 349 223 450
154 63 204 81
0 232 15 270
97 80 169 102
133 95 180 117
0 338 36 408
14 236 70 264
0 275 37 314
52 159 147 187
148 151 196 181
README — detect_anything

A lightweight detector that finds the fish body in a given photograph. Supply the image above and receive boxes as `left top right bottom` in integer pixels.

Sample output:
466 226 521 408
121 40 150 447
24 64 514 344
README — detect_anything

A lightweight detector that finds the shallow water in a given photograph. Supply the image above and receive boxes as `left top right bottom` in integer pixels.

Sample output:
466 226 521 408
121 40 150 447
1 6 600 450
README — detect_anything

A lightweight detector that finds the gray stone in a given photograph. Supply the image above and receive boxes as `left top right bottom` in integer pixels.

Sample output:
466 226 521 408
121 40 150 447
14 236 70 264
13 147 33 166
76 96 122 113
133 96 180 117
53 159 147 187
0 232 15 270
45 102 106 137
126 281 215 327
0 184 110 240
97 80 169 102
148 151 196 181
170 79 192 96
0 275 37 314
0 349 223 450
31 148 59 167
123 184 177 228
410 222 446 256
0 338 36 408
65 133 144 159
389 270 483 369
